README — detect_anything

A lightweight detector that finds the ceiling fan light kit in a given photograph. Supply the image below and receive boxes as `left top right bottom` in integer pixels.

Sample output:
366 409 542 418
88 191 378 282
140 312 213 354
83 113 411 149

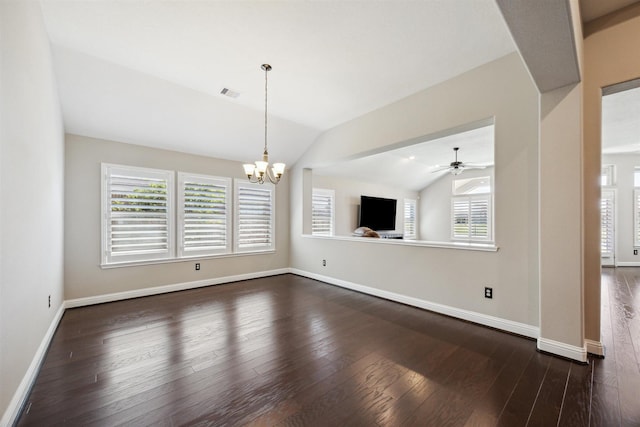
243 64 285 185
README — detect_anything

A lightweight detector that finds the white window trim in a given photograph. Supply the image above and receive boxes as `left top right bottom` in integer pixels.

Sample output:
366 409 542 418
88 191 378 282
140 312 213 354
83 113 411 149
177 172 232 258
601 164 616 187
634 189 640 248
403 198 417 240
102 164 279 268
234 180 276 253
451 194 493 242
601 188 615 261
101 163 175 265
312 188 335 236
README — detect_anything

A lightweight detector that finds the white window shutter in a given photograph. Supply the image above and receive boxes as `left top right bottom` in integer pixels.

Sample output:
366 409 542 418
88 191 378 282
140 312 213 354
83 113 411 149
601 190 614 258
235 181 275 252
312 189 335 236
178 173 231 257
452 198 470 239
634 189 640 248
404 199 417 239
102 164 174 264
451 195 491 241
469 197 490 239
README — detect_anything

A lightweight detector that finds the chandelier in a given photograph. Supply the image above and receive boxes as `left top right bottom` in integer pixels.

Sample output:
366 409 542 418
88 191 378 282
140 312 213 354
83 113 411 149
243 64 285 184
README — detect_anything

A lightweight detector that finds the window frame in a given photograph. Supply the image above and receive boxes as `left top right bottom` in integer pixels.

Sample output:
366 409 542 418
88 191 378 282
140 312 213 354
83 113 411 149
601 164 616 187
312 188 336 236
101 163 175 265
403 198 417 240
234 180 276 253
451 175 493 242
177 172 232 258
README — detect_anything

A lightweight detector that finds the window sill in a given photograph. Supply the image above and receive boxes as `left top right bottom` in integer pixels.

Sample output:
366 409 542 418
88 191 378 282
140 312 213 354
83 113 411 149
101 249 276 269
302 234 498 252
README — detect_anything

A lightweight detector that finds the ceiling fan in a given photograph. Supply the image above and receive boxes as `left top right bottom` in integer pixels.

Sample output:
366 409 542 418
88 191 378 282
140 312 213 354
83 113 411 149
430 147 487 175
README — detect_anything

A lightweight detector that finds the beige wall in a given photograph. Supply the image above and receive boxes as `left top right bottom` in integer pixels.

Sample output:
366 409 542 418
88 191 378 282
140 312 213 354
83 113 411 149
312 174 418 237
538 83 584 351
64 135 290 300
291 53 540 328
0 1 65 422
584 11 640 345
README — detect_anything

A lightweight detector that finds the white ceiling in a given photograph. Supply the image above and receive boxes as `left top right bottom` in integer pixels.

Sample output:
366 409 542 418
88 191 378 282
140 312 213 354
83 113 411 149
315 124 494 192
40 0 516 166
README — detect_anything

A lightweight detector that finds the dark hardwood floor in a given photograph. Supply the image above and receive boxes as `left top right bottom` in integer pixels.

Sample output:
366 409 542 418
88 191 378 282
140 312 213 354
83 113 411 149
15 271 640 426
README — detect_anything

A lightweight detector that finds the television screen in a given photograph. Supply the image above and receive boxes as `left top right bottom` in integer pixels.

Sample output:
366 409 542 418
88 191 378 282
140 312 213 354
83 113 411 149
359 196 397 231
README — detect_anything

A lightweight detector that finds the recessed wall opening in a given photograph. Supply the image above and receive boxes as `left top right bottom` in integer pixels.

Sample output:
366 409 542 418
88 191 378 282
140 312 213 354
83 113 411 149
310 119 495 246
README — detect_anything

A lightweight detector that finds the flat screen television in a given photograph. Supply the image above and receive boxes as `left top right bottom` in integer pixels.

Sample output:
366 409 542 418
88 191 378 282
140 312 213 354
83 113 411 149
358 195 397 231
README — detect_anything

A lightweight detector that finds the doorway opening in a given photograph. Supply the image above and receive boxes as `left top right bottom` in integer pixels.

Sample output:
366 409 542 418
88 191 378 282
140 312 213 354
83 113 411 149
600 79 640 269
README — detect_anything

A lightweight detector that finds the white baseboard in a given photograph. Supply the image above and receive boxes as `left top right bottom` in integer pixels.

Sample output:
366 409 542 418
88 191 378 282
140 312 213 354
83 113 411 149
65 268 290 308
585 339 605 356
290 269 539 339
537 337 587 362
1 303 65 427
612 262 640 267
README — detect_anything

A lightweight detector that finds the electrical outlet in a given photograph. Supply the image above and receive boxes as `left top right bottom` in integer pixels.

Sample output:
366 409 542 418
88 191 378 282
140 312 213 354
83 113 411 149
634 249 638 256
48 295 51 308
195 263 200 271
322 259 326 267
484 287 493 299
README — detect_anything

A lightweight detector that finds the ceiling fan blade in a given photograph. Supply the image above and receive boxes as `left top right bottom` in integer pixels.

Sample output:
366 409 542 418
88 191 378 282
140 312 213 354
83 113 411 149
430 167 450 174
460 165 487 170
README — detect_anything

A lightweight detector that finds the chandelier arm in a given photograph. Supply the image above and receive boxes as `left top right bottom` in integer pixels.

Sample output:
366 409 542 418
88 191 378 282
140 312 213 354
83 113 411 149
265 168 281 184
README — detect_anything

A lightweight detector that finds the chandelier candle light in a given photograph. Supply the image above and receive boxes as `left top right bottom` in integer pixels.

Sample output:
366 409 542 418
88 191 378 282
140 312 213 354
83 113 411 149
243 64 286 184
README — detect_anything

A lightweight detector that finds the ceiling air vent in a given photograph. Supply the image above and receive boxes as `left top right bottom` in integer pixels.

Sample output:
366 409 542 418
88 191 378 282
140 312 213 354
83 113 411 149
220 88 240 99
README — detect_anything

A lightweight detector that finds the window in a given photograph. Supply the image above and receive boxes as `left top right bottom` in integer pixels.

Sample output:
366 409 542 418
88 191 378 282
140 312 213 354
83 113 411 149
178 173 231 257
601 189 615 258
404 199 417 240
235 180 275 252
312 188 335 236
601 164 615 186
635 168 640 247
102 164 278 266
451 176 492 241
102 164 174 264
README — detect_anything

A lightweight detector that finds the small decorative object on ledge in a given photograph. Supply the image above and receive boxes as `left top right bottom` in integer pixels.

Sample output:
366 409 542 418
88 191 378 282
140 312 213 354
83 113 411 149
353 227 380 238
243 64 286 185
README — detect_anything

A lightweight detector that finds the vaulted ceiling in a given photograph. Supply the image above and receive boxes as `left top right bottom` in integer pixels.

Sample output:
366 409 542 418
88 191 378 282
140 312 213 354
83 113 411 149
40 0 516 166
40 0 640 171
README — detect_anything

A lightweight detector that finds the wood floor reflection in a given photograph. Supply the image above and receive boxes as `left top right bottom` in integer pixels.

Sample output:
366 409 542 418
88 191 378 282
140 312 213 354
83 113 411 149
16 272 640 426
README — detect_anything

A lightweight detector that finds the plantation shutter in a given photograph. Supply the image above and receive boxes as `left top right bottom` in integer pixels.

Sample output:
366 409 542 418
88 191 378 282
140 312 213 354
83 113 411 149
235 181 275 251
102 164 174 264
404 199 417 239
452 195 491 241
469 197 489 239
452 198 470 239
312 189 335 236
178 173 231 257
601 190 614 259
634 189 640 248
